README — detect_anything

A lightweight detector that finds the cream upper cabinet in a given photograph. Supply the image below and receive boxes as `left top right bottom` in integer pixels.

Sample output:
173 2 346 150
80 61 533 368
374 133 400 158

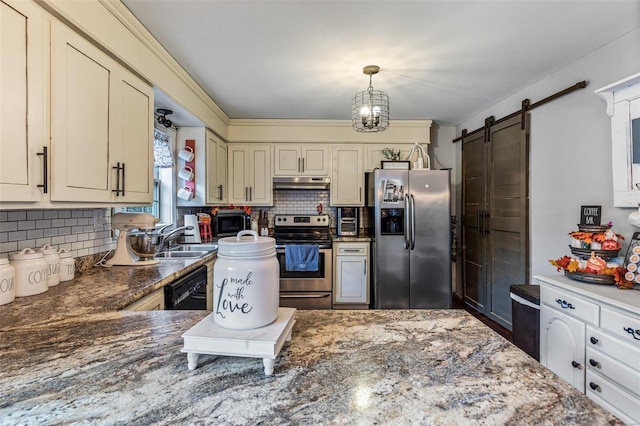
331 145 364 206
0 0 48 202
228 144 272 205
50 21 153 203
364 144 415 172
206 130 228 205
273 144 330 176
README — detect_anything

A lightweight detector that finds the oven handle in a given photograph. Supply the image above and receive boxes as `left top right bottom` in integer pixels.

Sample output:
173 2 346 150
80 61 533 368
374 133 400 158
280 293 331 298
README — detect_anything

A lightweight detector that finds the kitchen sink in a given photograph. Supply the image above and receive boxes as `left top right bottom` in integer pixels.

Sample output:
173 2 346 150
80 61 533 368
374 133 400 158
154 251 210 259
171 244 218 252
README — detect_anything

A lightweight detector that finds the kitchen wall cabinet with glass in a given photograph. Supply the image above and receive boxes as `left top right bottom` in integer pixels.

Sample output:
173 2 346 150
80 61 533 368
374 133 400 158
331 145 364 206
228 144 272 205
273 144 330 176
333 242 369 307
0 2 154 207
536 274 640 424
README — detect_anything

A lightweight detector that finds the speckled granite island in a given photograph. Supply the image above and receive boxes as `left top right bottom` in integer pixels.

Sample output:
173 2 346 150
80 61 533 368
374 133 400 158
0 308 621 424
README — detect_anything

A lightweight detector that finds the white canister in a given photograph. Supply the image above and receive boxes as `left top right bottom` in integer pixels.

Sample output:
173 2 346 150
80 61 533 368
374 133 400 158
9 248 48 297
58 249 75 282
214 230 279 330
38 244 60 286
0 258 16 305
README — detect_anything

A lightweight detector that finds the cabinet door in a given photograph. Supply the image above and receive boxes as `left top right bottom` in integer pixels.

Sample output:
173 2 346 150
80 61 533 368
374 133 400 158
364 144 414 172
228 145 249 204
111 69 153 203
331 145 364 206
207 131 228 205
541 305 586 392
334 255 367 303
50 21 115 202
0 0 47 202
273 145 301 176
301 145 330 176
248 144 272 205
123 288 165 311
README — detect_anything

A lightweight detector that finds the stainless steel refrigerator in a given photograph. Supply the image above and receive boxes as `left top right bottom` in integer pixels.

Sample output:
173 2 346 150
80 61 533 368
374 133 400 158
367 169 451 309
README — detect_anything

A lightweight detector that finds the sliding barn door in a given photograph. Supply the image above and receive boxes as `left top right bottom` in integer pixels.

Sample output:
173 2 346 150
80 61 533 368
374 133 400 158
462 114 530 330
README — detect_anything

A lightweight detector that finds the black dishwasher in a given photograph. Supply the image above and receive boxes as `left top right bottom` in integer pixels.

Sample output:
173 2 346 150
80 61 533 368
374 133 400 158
164 265 208 310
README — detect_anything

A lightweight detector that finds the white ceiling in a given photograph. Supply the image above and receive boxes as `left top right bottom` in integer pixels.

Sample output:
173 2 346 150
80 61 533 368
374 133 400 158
123 0 640 126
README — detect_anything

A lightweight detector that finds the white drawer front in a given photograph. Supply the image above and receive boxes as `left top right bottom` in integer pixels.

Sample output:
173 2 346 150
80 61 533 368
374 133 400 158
541 285 600 325
587 326 640 370
586 370 640 424
600 307 640 348
336 243 367 255
586 346 640 396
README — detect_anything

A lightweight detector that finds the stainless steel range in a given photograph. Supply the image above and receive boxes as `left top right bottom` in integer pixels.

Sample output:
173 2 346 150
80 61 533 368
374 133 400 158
274 214 332 310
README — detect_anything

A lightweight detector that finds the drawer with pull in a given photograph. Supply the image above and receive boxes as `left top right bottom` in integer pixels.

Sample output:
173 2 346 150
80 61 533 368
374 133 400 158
336 243 368 255
586 345 640 396
587 325 640 369
541 285 599 325
586 370 640 424
600 306 640 348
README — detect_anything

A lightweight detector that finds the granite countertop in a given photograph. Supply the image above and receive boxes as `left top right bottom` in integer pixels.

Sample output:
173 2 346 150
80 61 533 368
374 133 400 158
0 253 216 329
0 309 619 425
332 233 372 242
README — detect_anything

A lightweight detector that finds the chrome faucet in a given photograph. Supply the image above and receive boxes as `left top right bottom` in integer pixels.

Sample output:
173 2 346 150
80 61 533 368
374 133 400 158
161 225 194 249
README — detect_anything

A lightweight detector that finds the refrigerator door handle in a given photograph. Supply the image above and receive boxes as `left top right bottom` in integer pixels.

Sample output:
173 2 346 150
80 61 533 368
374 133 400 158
404 194 410 250
410 194 416 250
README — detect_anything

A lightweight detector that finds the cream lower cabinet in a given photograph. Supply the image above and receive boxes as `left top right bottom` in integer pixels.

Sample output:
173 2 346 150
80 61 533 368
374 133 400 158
331 145 364 206
333 242 369 305
228 144 272 205
0 0 48 203
123 288 165 311
536 275 640 424
207 131 228 205
50 20 153 204
273 144 330 176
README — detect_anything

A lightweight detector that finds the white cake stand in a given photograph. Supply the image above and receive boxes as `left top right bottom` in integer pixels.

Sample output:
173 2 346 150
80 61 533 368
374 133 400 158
181 307 296 375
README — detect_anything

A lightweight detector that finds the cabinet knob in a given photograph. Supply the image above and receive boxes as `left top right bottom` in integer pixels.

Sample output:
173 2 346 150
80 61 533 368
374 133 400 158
589 382 600 391
589 359 599 368
571 361 580 369
590 337 598 345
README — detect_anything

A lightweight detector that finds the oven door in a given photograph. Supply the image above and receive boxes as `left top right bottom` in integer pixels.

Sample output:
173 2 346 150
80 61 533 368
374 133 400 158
276 247 332 309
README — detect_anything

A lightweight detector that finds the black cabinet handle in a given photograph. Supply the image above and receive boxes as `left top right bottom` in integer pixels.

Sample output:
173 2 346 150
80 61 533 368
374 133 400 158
555 299 575 309
112 162 123 196
623 327 640 340
218 184 223 200
589 359 599 368
121 162 126 196
589 382 600 391
571 361 580 368
36 146 48 194
590 337 598 345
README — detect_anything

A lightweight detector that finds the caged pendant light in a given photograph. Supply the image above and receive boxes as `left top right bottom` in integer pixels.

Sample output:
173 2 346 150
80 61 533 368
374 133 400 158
352 65 389 132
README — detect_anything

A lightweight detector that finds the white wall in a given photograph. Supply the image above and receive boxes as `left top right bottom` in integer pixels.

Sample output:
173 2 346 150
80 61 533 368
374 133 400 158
456 28 640 281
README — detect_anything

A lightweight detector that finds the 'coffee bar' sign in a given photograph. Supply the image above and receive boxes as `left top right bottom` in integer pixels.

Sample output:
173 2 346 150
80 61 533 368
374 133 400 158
580 205 602 226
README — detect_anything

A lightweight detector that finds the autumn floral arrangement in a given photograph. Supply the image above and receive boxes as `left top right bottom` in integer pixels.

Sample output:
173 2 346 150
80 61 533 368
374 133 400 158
549 225 635 289
211 205 251 216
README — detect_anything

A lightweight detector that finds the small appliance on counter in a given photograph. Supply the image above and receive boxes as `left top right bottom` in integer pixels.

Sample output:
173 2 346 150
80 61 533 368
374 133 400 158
183 214 201 243
106 212 160 266
337 207 359 236
214 209 250 237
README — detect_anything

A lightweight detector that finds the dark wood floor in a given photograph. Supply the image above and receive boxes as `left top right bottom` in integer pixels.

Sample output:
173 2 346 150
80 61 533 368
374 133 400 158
451 295 512 342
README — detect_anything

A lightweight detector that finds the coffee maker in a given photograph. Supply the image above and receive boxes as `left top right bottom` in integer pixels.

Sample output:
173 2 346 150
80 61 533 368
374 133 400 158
337 207 359 236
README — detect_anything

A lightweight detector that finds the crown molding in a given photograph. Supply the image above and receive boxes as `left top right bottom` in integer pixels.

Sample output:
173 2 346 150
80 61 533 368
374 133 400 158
98 0 230 125
228 119 433 128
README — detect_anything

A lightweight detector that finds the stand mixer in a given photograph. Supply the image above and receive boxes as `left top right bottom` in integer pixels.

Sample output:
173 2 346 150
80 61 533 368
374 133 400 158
106 212 160 266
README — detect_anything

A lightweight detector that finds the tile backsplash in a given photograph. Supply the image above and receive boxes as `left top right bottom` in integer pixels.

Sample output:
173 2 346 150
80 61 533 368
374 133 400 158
0 209 113 259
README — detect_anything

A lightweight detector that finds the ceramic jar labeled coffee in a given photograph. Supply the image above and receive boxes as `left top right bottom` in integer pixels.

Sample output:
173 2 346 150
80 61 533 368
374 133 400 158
38 244 60 286
9 248 48 297
0 258 16 305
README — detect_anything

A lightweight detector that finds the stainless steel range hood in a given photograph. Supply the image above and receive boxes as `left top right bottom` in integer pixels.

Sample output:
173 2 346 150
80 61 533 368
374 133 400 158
273 177 330 190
